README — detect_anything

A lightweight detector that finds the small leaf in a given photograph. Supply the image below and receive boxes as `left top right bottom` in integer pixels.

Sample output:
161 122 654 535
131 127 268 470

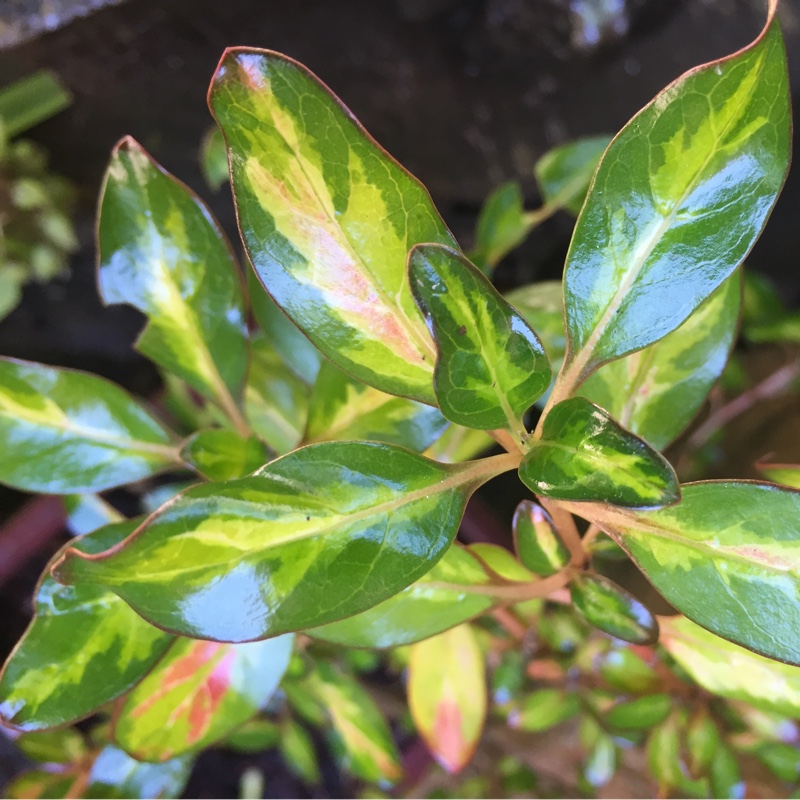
647 714 683 792
98 138 248 418
520 397 679 508
505 280 566 372
222 718 280 753
424 423 494 464
210 49 458 403
0 358 178 493
408 624 487 773
199 127 229 191
471 181 530 273
85 745 192 799
570 572 659 645
598 644 658 693
709 742 744 800
582 732 617 790
16 728 86 764
512 499 570 576
305 359 448 451
604 694 672 731
508 689 580 733
757 461 800 489
279 719 320 785
409 243 550 433
686 710 720 778
114 635 293 761
534 135 611 216
309 545 495 648
181 428 268 480
53 442 514 642
582 273 741 450
751 742 800 783
64 494 122 537
467 542 536 583
561 4 789 383
0 520 172 731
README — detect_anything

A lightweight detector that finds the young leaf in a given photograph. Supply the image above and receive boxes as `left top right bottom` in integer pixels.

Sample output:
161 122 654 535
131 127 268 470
409 243 550 434
408 624 487 774
0 520 172 731
560 3 789 386
512 500 570 577
180 428 268 481
199 127 229 191
604 694 672 731
581 272 741 450
308 546 496 648
0 358 178 494
53 442 516 642
97 138 248 425
508 689 580 733
471 182 529 273
570 572 659 645
520 397 679 508
305 360 448 451
210 49 458 404
114 635 293 761
592 482 800 664
660 616 800 717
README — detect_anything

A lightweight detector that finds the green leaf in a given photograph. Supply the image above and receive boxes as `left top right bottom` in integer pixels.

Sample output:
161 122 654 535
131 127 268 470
5 770 75 799
751 742 800 783
408 624 486 774
581 272 741 450
0 70 72 139
278 719 320 785
244 332 309 455
53 443 515 642
534 135 612 216
471 181 530 273
83 745 192 799
595 482 800 664
308 545 496 648
647 714 683 792
508 689 580 733
598 643 658 693
685 710 720 778
709 742 744 800
660 616 800 716
757 461 800 489
222 718 280 753
114 635 293 761
305 360 448 451
97 138 248 423
424 423 494 464
505 280 566 374
604 694 672 731
560 5 789 384
581 733 617 790
64 494 122 536
570 572 659 645
199 127 229 191
520 397 679 508
512 499 570 577
409 243 550 434
0 358 178 493
180 428 268 480
0 520 172 731
16 728 86 764
210 49 458 404
467 542 536 583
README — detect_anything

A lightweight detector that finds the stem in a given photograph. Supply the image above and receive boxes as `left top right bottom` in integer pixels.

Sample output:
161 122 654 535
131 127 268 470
215 383 251 438
582 523 603 551
492 607 529 640
488 428 523 454
426 567 574 603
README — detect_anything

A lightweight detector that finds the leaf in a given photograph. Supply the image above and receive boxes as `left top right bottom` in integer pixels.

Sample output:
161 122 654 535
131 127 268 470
512 499 570 577
593 481 800 664
647 714 684 792
180 428 268 480
560 4 789 384
199 127 229 191
660 616 800 716
709 742 744 800
505 280 566 372
97 138 248 422
16 728 86 763
305 359 448 451
408 624 486 773
304 662 402 784
64 494 122 537
604 694 672 731
534 135 612 216
308 545 496 648
757 461 800 489
751 742 800 783
114 635 293 761
581 272 741 450
508 689 580 733
424 423 494 464
210 49 457 404
222 718 280 753
471 181 530 273
685 710 720 778
84 745 192 799
53 443 515 642
0 358 178 493
5 770 75 799
409 243 550 434
570 572 659 645
0 520 172 731
0 70 72 139
278 719 320 784
519 397 679 508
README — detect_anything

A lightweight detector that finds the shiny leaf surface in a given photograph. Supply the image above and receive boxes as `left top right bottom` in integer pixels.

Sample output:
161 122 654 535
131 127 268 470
757 461 800 489
520 397 679 507
512 499 570 576
408 624 486 773
54 443 514 641
181 428 268 480
84 745 192 799
409 243 550 433
0 358 178 493
210 49 458 403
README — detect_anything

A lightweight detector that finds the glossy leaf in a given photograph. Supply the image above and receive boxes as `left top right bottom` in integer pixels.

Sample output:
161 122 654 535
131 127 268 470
244 332 309 455
508 689 580 733
0 520 172 731
472 181 530 273
520 397 679 508
0 358 178 493
512 499 570 577
305 360 448 451
84 745 192 799
570 572 659 645
408 624 486 774
596 482 800 664
660 616 800 716
54 442 514 642
64 494 122 537
409 243 550 433
534 135 611 216
114 635 293 761
424 423 494 464
505 280 566 371
181 428 268 480
582 273 741 449
97 138 248 416
308 546 496 648
210 49 458 404
598 643 658 693
561 4 789 382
